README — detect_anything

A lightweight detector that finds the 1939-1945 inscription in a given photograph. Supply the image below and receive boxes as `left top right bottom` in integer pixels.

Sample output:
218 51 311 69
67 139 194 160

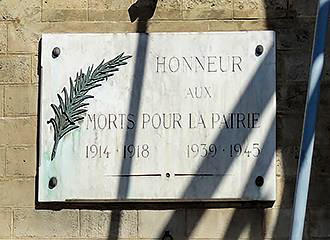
39 32 276 202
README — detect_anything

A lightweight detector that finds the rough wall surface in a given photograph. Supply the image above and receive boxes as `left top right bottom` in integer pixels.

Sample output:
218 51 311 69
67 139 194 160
0 0 329 239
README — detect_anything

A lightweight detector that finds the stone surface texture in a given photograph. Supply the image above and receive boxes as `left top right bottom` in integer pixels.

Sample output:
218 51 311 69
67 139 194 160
6 146 36 177
39 32 275 202
80 210 138 238
0 147 5 177
5 85 38 116
0 0 328 239
0 23 7 53
14 209 79 237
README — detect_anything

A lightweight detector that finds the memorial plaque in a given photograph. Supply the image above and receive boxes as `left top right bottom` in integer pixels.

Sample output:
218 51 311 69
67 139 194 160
38 32 276 202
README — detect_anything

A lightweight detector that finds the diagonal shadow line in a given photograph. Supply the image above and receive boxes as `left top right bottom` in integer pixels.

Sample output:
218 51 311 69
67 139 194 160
106 4 322 240
108 21 150 240
156 47 276 238
117 26 149 198
213 13 329 239
183 117 276 239
222 48 324 239
207 17 326 239
221 118 275 239
182 50 275 199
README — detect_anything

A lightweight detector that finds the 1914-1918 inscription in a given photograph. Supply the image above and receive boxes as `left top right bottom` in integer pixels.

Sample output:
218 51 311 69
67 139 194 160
39 32 276 202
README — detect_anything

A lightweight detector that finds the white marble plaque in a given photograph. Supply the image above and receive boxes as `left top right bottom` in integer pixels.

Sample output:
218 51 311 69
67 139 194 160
38 32 276 202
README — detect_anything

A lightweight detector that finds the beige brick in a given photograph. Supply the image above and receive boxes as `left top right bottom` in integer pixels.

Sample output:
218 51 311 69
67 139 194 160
153 0 182 20
310 209 330 238
8 22 138 53
0 0 41 22
0 23 7 53
148 21 209 32
276 146 299 177
89 0 112 9
139 210 185 239
42 0 88 21
209 20 268 31
0 147 5 177
7 20 208 53
111 0 135 9
5 85 38 116
43 0 88 9
0 117 37 145
80 210 137 238
183 0 233 19
42 9 88 22
45 21 132 32
89 0 132 21
0 86 3 116
89 9 130 21
32 55 39 84
0 178 34 207
212 18 315 51
6 146 36 177
234 0 287 18
264 208 309 239
112 21 148 32
0 55 31 84
187 209 262 239
0 208 11 238
8 22 44 53
8 20 142 53
275 177 295 208
14 208 79 238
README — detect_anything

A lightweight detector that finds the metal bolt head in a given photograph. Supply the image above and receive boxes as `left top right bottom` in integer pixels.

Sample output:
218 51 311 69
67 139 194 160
48 177 57 189
255 45 264 57
166 172 170 178
255 176 264 187
52 47 61 58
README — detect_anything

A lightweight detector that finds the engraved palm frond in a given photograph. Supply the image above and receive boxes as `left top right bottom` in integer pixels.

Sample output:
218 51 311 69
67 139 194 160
47 52 132 160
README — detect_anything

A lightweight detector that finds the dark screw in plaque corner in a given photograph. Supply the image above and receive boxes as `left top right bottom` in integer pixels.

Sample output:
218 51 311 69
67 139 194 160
255 45 264 57
166 172 170 178
255 176 264 187
52 47 61 58
48 177 57 189
162 231 174 240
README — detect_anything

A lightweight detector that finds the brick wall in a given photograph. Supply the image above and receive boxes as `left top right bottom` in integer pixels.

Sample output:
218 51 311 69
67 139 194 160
0 0 329 239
